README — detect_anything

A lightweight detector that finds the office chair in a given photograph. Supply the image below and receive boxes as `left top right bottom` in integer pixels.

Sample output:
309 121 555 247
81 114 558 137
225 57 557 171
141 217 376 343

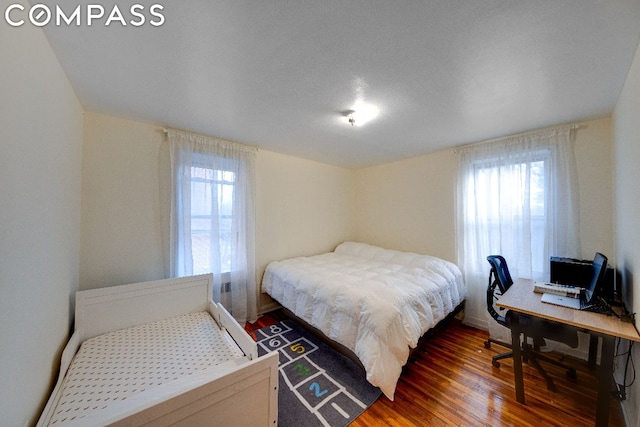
484 255 578 391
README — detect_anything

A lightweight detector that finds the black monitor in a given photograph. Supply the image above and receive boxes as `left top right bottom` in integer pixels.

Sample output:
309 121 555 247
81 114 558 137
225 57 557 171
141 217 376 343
585 252 608 304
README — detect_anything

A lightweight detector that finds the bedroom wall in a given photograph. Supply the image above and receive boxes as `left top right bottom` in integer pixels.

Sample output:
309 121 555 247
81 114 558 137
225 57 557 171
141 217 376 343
80 113 355 314
0 15 83 427
255 150 355 311
80 113 168 288
353 117 615 266
612 37 640 427
354 149 457 262
573 118 615 261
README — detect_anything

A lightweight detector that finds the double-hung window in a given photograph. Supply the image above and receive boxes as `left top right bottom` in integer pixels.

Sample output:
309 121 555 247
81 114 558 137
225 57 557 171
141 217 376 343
168 129 257 324
466 150 548 277
456 126 579 328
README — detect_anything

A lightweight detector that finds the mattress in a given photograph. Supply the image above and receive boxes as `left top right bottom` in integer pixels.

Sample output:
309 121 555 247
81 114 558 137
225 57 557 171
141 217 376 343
49 311 244 425
262 242 466 400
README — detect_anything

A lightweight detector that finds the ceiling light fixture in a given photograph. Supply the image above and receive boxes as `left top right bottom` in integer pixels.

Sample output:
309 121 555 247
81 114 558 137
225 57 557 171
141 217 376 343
343 100 379 127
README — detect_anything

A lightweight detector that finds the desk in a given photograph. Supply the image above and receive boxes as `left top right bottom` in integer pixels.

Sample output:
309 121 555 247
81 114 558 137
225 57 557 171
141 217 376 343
497 278 640 427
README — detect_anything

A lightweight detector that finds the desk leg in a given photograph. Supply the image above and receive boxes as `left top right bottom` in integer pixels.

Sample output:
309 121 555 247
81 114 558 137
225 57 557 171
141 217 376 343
588 333 598 369
510 323 525 403
595 335 614 427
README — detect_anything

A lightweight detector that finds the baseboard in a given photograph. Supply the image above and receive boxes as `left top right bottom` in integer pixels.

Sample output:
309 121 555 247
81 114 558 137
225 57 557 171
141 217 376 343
462 315 489 331
257 302 281 315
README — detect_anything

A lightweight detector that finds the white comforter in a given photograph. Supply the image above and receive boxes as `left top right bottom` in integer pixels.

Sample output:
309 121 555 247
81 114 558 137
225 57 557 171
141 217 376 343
262 242 466 400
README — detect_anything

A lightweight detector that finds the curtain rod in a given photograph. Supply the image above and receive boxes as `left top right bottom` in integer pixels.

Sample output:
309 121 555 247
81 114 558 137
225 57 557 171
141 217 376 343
452 123 581 153
163 127 259 152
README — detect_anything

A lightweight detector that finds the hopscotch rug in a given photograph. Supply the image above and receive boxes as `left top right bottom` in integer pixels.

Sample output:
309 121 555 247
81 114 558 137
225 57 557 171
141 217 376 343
251 319 382 427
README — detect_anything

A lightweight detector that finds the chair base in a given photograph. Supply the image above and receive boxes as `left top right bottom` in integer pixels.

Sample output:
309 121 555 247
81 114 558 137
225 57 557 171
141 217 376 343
486 337 577 390
523 343 578 390
484 337 514 368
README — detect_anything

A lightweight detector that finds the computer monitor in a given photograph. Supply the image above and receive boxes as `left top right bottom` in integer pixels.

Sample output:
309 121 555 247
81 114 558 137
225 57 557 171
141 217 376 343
585 252 608 304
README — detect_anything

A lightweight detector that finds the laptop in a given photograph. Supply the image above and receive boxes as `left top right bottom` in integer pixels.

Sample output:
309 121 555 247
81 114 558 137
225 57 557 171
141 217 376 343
540 252 608 311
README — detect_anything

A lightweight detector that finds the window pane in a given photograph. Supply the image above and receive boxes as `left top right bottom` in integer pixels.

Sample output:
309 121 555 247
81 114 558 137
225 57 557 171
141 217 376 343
219 184 233 216
191 182 212 216
189 165 235 274
530 160 545 217
192 232 211 275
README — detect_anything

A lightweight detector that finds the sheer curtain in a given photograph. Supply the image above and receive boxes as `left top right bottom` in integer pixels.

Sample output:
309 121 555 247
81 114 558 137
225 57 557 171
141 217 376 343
456 126 580 335
168 129 257 325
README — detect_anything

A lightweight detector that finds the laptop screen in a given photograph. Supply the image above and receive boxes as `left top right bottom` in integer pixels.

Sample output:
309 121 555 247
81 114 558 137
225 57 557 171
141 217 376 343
584 252 608 303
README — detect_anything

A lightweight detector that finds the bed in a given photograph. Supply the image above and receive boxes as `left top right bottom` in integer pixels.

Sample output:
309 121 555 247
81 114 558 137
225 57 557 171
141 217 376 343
262 242 466 400
37 274 279 427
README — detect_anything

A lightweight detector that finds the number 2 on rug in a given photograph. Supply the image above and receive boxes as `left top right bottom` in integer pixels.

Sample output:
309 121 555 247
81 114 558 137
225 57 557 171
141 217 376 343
309 382 328 397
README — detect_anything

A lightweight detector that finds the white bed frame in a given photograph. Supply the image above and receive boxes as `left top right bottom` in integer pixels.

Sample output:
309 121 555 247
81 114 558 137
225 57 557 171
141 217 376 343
37 274 279 427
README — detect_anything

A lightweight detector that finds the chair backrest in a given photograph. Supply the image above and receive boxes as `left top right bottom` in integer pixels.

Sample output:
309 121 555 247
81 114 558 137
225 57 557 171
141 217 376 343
486 255 514 327
487 255 513 293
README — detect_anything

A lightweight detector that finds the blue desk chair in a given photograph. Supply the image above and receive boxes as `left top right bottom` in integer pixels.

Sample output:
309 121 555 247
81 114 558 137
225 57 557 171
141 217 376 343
485 255 578 391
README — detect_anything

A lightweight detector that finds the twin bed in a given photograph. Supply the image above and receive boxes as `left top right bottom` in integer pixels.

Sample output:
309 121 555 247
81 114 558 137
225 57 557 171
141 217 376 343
263 242 466 400
38 242 464 425
37 274 278 427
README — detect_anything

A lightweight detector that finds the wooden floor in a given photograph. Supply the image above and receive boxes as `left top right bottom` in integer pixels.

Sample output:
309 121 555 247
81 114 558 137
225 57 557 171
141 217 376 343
247 310 626 427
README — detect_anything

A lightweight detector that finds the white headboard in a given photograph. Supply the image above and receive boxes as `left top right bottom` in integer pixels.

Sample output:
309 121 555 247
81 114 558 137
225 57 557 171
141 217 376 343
75 274 213 341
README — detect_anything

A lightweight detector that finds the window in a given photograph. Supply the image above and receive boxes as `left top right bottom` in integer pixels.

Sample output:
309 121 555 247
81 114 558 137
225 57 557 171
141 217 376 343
167 129 257 324
466 151 548 276
456 126 579 329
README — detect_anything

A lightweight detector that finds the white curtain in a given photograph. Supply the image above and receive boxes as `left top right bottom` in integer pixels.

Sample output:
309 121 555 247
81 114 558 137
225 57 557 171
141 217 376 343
168 129 257 324
456 126 580 334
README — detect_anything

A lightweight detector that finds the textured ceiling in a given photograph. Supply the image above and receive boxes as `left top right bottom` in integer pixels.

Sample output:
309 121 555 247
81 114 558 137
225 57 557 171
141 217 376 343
41 0 640 168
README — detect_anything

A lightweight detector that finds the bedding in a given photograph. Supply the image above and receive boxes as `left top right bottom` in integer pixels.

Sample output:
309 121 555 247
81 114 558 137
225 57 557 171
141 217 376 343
262 242 466 400
48 312 243 425
37 274 279 427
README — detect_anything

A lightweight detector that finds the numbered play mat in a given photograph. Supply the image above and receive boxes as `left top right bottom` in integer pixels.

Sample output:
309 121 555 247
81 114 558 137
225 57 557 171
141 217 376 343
252 320 381 427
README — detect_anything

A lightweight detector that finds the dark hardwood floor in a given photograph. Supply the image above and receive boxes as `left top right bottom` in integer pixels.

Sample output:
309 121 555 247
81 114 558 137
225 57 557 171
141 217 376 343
247 310 626 427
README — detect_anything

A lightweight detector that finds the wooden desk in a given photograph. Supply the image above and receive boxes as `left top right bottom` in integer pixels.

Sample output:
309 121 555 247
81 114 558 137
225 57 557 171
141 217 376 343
497 278 640 427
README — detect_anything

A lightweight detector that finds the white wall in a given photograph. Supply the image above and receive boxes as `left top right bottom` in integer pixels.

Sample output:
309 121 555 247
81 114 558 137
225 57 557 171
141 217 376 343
80 113 355 313
256 150 355 311
353 117 615 266
0 15 83 427
81 113 168 289
354 149 457 262
613 38 640 427
574 118 615 260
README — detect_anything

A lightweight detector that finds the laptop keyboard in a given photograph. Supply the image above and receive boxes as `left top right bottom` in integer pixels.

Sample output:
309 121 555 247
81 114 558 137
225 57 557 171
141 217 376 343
583 297 613 315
